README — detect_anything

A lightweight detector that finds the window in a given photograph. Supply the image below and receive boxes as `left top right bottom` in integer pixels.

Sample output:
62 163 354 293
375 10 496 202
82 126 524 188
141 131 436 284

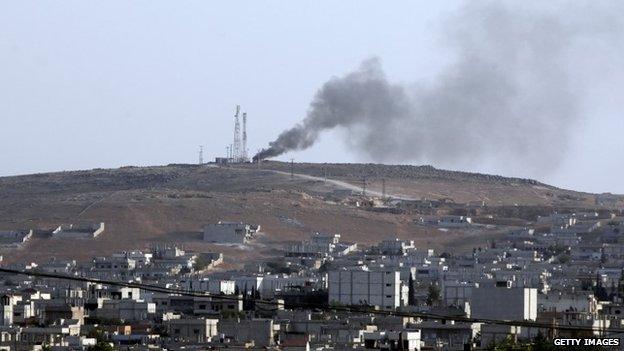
194 329 199 335
174 329 180 334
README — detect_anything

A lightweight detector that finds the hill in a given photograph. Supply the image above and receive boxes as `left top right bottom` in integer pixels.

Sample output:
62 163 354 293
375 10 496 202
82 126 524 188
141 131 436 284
0 162 618 266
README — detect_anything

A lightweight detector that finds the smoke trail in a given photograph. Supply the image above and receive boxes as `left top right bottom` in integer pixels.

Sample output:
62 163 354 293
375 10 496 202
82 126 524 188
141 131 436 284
255 2 623 175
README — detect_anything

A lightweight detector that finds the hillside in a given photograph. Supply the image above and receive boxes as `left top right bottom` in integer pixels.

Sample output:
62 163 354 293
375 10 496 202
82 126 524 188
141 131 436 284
0 162 617 266
237 161 599 206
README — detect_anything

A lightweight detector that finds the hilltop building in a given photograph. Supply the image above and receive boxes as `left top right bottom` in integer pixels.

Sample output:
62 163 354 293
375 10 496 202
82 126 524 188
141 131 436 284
203 222 259 244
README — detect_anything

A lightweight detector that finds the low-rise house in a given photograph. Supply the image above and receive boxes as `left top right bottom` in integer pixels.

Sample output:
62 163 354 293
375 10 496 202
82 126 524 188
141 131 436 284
362 330 421 351
52 222 105 239
416 216 472 228
418 321 475 351
179 278 236 295
151 295 242 315
0 230 33 248
218 318 275 347
203 222 259 244
96 299 156 322
166 317 218 343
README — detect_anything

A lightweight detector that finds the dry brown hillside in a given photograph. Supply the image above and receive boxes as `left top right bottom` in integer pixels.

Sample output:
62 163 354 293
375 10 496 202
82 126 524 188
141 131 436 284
0 162 617 266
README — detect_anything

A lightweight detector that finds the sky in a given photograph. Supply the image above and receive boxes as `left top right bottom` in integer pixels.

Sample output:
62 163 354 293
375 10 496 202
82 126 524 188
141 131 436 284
1 1 623 194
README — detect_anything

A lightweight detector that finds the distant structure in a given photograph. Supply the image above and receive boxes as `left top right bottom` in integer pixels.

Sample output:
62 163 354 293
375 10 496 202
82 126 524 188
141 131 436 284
52 222 105 239
203 221 259 244
215 105 250 164
0 230 33 249
198 145 204 165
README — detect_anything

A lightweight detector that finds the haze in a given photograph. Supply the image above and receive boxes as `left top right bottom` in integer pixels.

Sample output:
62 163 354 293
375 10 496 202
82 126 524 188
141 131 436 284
1 1 623 193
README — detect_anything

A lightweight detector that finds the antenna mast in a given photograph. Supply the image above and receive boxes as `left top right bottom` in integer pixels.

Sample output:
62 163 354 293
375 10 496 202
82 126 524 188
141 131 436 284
233 105 242 162
198 145 204 165
242 112 248 162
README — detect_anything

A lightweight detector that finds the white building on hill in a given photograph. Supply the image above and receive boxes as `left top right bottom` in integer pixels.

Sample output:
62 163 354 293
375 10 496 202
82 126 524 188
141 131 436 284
203 222 258 244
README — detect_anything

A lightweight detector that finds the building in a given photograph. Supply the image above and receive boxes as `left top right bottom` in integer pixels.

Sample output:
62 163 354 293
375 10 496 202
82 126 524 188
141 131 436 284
416 216 472 228
374 239 416 255
218 319 274 347
180 278 236 295
166 317 218 343
203 222 258 244
0 295 15 326
362 330 421 351
0 230 33 248
96 299 156 322
52 223 105 239
328 269 402 309
470 283 537 321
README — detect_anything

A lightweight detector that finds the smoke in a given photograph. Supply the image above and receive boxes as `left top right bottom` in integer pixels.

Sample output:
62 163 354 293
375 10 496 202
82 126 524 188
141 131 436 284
255 2 623 175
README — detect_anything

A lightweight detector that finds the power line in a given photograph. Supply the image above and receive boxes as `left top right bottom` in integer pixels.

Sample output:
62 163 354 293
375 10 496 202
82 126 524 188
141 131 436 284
0 267 620 334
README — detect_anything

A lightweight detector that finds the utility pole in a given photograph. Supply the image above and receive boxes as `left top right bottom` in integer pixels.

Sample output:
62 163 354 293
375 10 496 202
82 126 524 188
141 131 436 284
382 178 386 199
362 178 366 196
290 158 294 180
198 145 204 165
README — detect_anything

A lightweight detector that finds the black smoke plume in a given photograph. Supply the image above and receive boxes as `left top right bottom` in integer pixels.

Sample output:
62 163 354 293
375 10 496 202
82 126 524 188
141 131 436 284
255 2 623 175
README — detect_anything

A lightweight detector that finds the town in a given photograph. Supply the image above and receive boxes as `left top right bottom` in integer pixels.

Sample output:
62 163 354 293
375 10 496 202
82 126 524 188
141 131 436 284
1 199 623 350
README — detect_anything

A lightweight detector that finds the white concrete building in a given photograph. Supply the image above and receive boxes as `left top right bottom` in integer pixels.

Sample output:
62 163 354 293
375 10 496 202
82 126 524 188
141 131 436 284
470 283 537 321
0 230 33 248
203 222 257 244
442 281 476 307
96 299 156 322
328 269 402 309
180 278 236 295
52 223 105 239
166 317 218 343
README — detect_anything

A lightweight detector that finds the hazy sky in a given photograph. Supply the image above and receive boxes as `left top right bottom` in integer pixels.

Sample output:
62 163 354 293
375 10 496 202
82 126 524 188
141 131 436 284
1 1 623 193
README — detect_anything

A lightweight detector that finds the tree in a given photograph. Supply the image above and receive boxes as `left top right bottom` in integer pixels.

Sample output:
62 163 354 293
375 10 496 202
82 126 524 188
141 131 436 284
426 284 441 306
408 275 416 306
88 342 115 351
318 261 331 273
